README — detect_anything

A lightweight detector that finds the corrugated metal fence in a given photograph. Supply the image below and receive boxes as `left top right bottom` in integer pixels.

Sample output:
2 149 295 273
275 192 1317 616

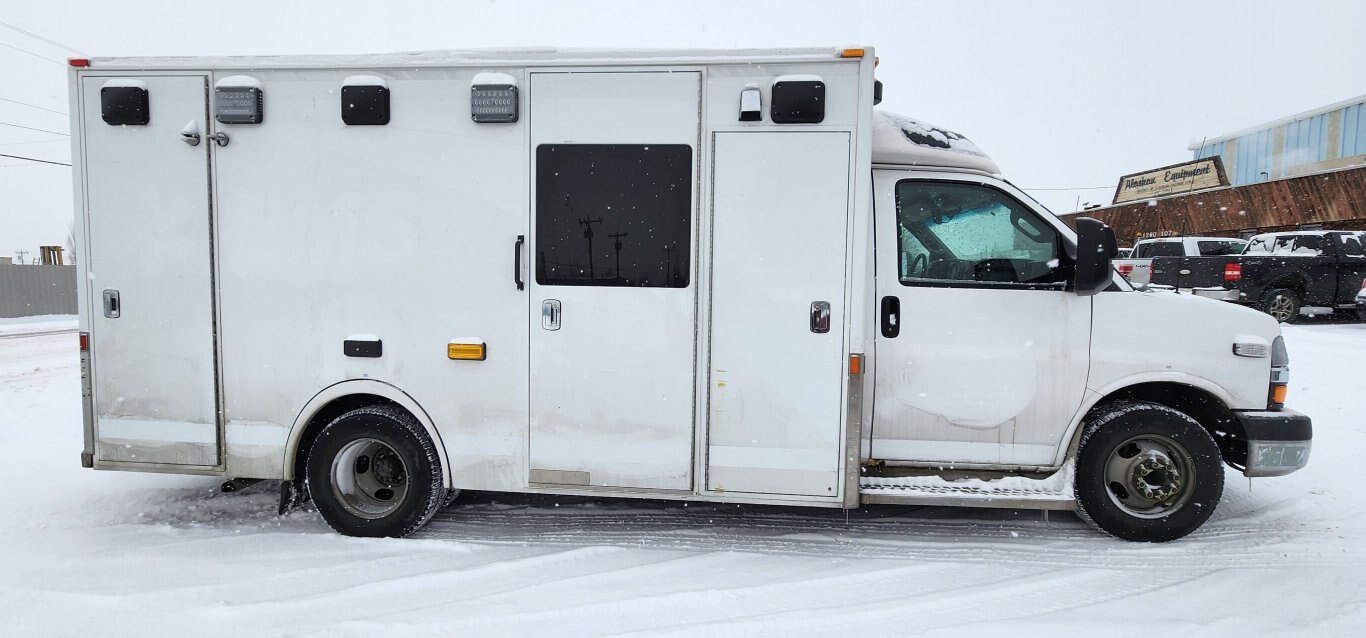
0 265 77 318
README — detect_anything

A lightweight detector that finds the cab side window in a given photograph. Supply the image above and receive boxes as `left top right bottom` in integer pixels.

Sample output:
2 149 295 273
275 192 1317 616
895 181 1064 287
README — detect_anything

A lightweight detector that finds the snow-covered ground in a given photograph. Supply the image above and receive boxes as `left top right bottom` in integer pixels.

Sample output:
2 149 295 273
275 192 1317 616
1 317 1363 636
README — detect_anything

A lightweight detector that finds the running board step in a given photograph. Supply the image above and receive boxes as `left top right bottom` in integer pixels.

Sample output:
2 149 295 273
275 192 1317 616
859 461 1076 511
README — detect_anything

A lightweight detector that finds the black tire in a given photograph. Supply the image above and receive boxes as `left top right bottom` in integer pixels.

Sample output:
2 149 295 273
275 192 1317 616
1074 400 1224 542
1259 288 1301 324
306 405 447 538
1356 308 1366 323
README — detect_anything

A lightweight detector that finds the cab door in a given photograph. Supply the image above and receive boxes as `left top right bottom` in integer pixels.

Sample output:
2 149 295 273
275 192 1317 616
871 171 1090 466
81 75 221 467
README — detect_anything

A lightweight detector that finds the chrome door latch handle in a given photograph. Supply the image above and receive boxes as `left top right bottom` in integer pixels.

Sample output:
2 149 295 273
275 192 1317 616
207 132 229 147
542 299 561 330
810 301 831 334
102 289 120 318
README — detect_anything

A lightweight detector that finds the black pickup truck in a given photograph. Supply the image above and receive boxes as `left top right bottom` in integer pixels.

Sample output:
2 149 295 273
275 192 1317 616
1149 230 1366 322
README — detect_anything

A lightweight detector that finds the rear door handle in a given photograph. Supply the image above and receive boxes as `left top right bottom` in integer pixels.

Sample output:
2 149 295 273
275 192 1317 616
514 235 525 291
880 295 900 338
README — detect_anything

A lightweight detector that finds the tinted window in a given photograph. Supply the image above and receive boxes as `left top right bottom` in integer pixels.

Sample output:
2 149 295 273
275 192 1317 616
1290 235 1323 255
896 181 1061 286
1197 240 1246 256
536 144 692 287
1341 235 1365 258
1135 241 1183 258
1245 236 1275 254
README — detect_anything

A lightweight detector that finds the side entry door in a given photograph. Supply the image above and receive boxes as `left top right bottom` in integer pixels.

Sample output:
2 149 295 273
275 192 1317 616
871 172 1091 467
81 75 221 467
527 72 701 490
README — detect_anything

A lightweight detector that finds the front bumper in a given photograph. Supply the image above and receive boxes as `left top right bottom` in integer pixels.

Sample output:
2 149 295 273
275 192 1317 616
1234 409 1312 477
1192 287 1242 302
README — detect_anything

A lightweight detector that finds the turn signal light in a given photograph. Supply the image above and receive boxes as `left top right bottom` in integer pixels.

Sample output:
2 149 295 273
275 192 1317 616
1271 384 1288 405
1223 263 1242 282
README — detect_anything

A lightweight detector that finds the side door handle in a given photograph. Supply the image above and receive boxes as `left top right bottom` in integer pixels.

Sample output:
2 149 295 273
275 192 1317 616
103 289 121 319
542 299 561 330
880 295 900 338
810 301 831 334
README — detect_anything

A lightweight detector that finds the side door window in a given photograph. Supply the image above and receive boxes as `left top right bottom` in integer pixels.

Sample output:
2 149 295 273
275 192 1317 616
896 181 1065 286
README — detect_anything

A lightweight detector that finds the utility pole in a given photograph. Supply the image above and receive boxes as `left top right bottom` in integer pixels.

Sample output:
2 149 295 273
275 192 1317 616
577 216 604 280
608 232 629 283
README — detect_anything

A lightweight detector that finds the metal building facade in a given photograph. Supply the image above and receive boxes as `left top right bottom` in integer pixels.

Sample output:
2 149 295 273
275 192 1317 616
1193 94 1366 185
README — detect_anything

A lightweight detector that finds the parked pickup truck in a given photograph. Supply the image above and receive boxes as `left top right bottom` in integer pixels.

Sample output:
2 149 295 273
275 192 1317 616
1113 236 1247 286
1151 231 1366 322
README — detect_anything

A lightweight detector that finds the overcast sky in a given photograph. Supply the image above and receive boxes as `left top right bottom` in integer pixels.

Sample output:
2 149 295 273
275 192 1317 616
2 0 1363 260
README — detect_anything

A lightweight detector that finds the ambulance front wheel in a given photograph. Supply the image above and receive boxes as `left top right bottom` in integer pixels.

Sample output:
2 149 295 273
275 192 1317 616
305 405 447 537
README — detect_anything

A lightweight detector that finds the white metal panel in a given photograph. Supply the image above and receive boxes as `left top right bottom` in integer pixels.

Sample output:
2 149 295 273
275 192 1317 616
81 74 220 467
209 68 529 487
869 170 1091 467
528 72 701 490
707 132 851 496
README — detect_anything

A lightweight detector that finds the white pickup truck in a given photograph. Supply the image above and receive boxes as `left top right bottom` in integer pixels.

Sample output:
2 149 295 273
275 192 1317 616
1113 236 1248 286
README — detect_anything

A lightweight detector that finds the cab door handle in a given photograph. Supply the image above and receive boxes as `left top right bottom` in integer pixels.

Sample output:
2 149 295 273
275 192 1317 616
880 295 900 338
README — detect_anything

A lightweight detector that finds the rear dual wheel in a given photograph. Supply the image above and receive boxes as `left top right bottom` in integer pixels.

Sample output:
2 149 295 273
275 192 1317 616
306 405 453 537
1074 401 1224 542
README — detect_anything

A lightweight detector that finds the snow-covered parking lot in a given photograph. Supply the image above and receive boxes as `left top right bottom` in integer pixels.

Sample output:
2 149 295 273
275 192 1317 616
1 317 1363 636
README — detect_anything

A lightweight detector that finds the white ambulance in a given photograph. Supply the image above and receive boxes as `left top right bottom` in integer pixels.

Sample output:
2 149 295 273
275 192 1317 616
69 46 1310 542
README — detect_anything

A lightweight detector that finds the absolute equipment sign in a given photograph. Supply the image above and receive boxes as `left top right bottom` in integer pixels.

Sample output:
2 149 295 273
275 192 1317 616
1113 157 1228 204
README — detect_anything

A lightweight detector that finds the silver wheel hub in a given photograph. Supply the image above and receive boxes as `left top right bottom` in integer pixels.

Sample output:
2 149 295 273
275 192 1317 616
331 438 410 520
1269 296 1294 321
1132 456 1181 501
1103 434 1196 519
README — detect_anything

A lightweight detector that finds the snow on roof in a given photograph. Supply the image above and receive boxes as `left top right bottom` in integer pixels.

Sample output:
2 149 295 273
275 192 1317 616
872 111 1000 175
78 47 852 71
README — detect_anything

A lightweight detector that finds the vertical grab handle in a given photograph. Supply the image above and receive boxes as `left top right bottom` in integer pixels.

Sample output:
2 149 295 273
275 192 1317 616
514 234 525 291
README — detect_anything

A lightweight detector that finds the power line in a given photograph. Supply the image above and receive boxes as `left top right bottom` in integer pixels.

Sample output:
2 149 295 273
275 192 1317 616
0 96 67 116
0 152 70 167
0 40 65 65
0 20 85 55
0 121 68 136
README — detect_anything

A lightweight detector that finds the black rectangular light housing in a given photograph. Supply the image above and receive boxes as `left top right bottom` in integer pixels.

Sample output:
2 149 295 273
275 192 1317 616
341 85 390 125
101 85 150 126
771 80 825 124
215 86 263 124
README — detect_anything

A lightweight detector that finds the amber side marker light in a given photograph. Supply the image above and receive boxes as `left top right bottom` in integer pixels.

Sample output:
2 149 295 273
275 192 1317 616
447 340 487 361
1272 384 1288 405
838 48 865 58
849 353 863 376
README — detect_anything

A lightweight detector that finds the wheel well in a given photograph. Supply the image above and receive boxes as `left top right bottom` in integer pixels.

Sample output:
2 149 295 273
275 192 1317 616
291 393 399 482
1264 278 1305 298
1083 382 1247 469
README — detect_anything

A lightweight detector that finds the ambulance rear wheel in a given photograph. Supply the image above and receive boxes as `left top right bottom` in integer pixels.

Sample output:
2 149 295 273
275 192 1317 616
306 405 446 538
1074 401 1224 542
